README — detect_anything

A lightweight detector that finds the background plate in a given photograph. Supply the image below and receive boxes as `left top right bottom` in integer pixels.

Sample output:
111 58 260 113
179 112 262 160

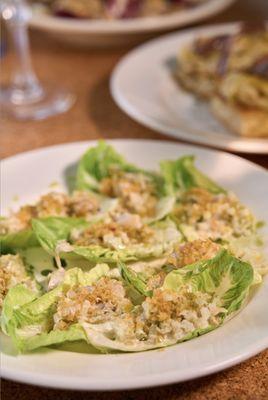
111 24 268 153
1 140 268 390
29 0 235 47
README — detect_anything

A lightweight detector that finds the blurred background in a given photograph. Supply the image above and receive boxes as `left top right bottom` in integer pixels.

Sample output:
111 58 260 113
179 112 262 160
0 0 267 159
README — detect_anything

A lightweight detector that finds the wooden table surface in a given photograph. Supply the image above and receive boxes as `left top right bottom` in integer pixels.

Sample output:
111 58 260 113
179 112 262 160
1 0 268 399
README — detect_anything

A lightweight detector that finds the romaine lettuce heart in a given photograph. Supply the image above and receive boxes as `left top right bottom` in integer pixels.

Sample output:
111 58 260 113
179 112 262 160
75 141 174 222
164 249 254 315
3 265 109 352
32 216 181 264
160 155 225 196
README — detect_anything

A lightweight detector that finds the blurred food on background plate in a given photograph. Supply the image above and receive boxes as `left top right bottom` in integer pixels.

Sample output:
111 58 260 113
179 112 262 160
31 0 208 19
176 22 268 138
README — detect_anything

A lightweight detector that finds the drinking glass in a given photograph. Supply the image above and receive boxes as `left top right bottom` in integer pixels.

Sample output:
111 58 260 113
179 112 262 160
0 0 75 120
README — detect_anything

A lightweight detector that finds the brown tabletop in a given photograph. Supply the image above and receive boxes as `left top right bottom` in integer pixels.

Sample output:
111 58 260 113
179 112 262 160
1 0 268 399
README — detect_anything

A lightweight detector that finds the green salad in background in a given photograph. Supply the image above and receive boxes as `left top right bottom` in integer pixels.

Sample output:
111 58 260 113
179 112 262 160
0 141 267 354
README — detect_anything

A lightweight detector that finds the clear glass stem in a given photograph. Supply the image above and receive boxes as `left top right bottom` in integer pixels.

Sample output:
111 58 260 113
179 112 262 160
1 0 75 120
4 0 44 104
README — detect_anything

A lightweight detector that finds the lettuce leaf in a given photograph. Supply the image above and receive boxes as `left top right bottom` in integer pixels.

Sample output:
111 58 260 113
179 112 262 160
18 247 58 286
72 238 178 265
81 322 215 353
32 216 181 264
119 262 152 297
3 265 109 352
15 324 87 353
32 217 88 255
143 195 175 224
15 265 110 326
80 250 254 353
71 245 137 263
0 229 38 254
1 284 38 335
227 234 268 277
160 155 225 196
19 246 97 287
0 253 41 334
75 141 173 221
76 141 139 192
72 219 180 262
164 249 254 314
4 250 255 353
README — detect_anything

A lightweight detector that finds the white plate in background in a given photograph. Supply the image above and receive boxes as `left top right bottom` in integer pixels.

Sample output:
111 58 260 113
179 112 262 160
111 23 268 153
1 139 268 390
29 0 236 47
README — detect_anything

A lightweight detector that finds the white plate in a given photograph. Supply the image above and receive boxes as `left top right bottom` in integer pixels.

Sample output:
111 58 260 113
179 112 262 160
1 140 268 391
111 23 268 153
30 0 235 47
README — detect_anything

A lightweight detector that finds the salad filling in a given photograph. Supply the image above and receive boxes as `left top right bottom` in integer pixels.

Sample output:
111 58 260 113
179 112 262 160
173 188 256 241
167 239 220 268
0 191 101 235
3 249 254 353
0 255 37 312
99 169 158 218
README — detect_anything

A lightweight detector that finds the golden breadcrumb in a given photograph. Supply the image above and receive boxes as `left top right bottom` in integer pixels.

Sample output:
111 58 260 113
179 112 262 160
174 188 254 239
147 271 167 290
0 255 31 311
168 239 220 268
99 170 157 217
73 219 154 247
53 278 132 330
0 191 102 234
36 192 69 218
69 191 100 217
143 288 197 323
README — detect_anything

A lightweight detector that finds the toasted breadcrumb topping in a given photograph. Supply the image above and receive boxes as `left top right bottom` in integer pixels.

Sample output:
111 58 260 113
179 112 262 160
0 255 33 311
36 192 70 218
99 170 157 217
174 188 255 240
142 288 199 322
53 278 132 330
53 275 224 346
69 191 100 218
0 191 101 234
147 271 167 290
168 239 220 268
133 287 224 343
71 213 154 249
